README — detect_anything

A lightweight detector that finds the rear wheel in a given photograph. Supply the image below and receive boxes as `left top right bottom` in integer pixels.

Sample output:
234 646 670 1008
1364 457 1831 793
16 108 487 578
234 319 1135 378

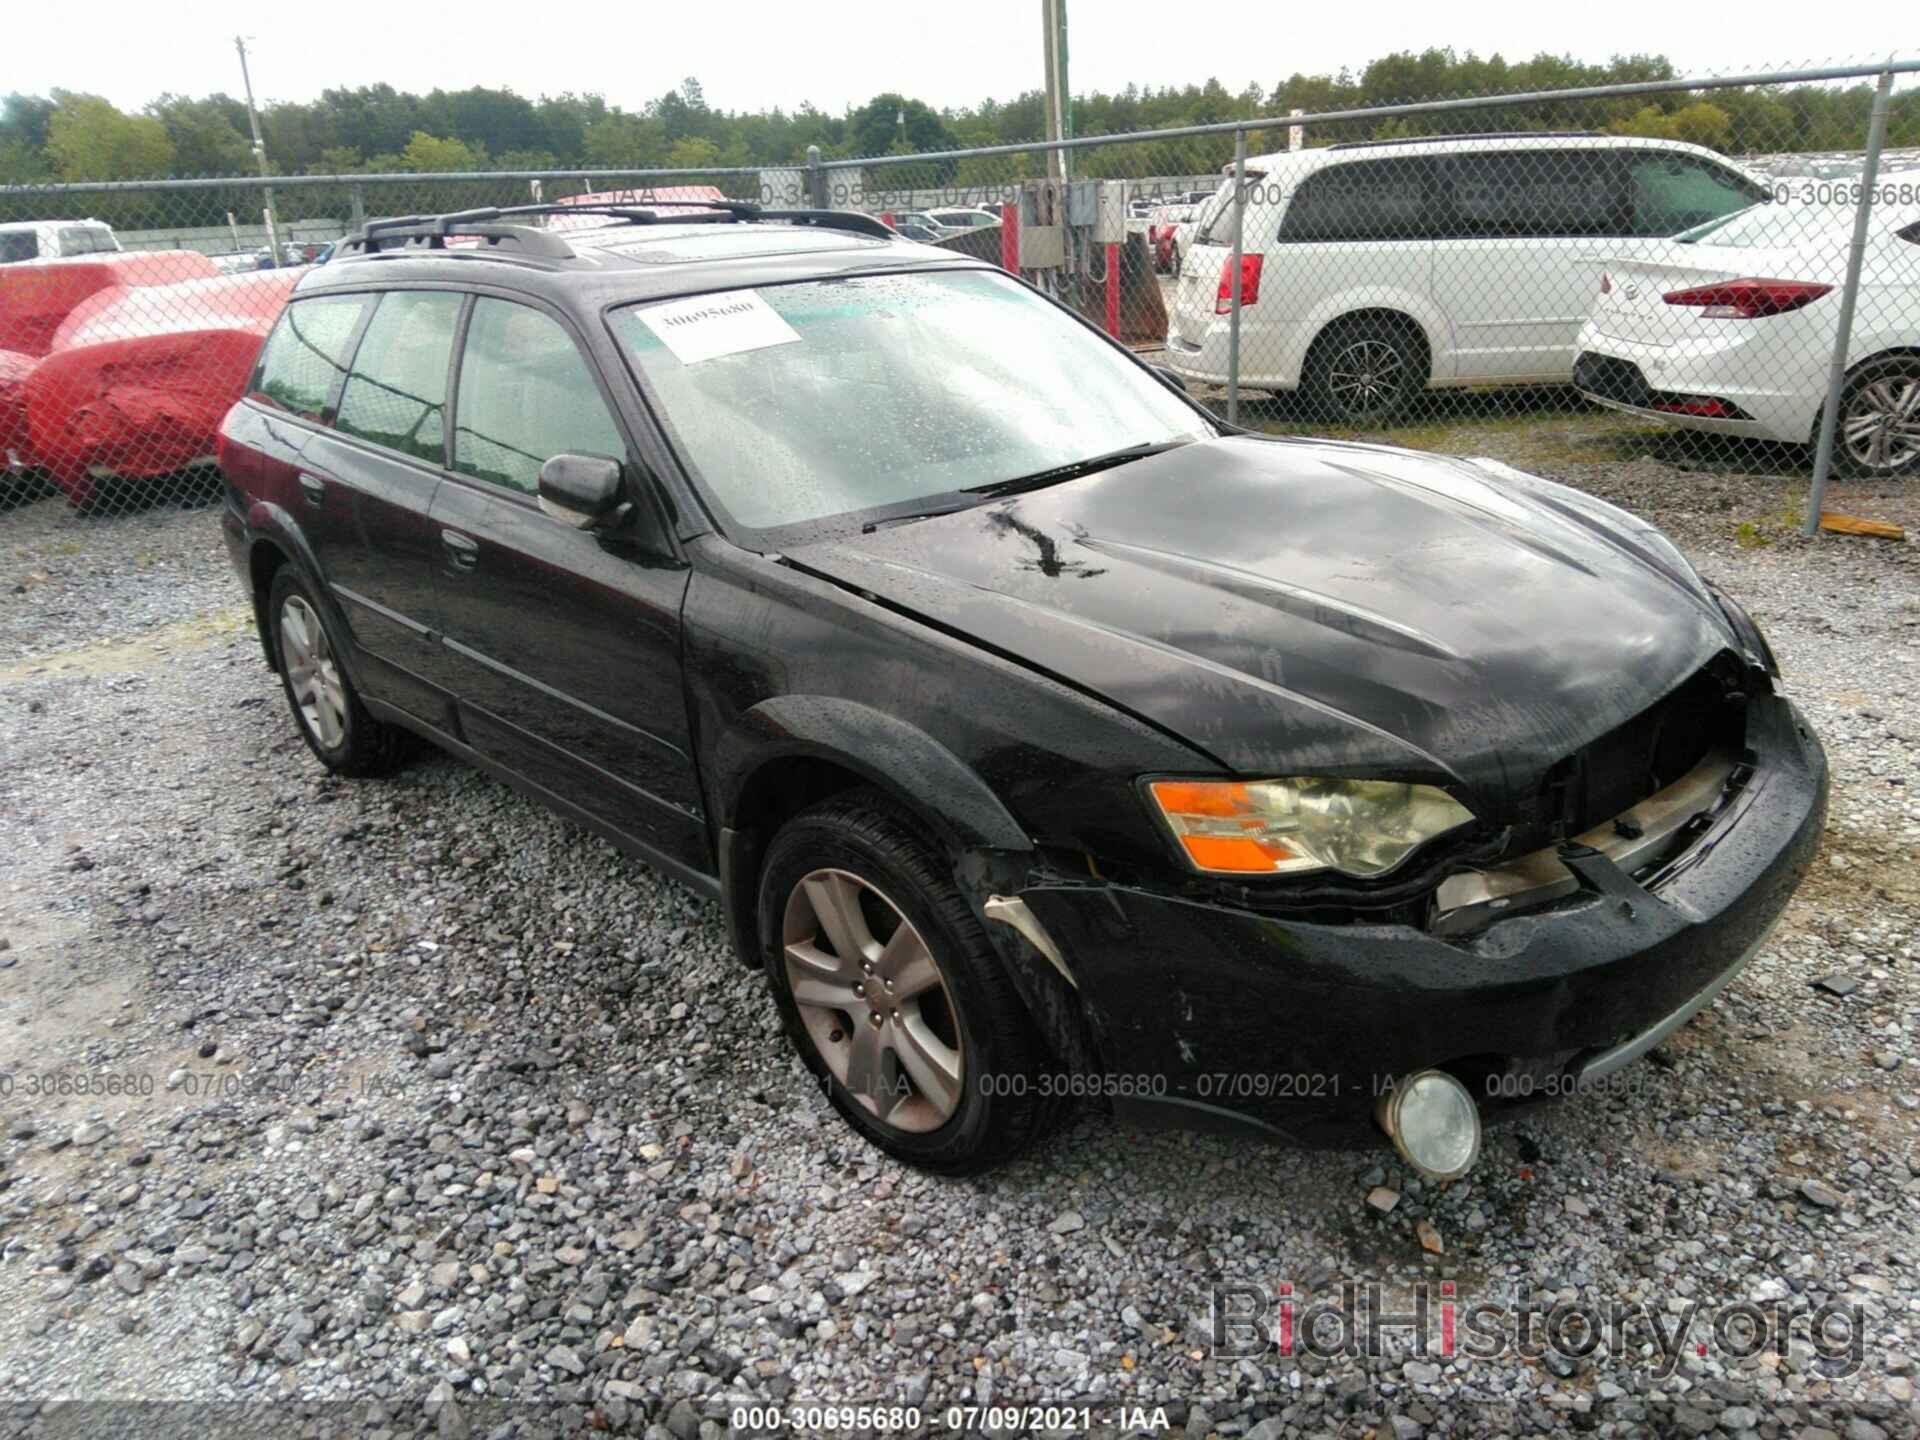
268 567 405 776
758 790 1057 1173
1307 317 1426 425
1834 356 1920 478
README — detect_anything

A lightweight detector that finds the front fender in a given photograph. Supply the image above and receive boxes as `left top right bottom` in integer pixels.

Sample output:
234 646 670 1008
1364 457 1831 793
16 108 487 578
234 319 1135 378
714 694 1033 854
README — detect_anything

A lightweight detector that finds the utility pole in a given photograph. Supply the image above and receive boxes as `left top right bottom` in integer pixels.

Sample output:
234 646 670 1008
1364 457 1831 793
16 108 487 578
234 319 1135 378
1040 0 1070 183
234 36 283 262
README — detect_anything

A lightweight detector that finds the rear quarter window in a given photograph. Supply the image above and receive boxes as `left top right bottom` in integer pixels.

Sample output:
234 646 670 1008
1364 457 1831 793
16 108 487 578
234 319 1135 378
1627 152 1767 236
0 232 38 263
250 294 371 422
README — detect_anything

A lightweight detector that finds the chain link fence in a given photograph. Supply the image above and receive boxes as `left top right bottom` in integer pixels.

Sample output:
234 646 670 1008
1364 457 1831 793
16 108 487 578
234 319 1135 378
2 58 1916 530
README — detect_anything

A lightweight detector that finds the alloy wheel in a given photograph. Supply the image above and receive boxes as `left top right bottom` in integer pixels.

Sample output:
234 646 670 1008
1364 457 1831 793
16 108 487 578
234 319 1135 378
1842 373 1920 473
279 595 347 750
1327 337 1407 420
782 868 965 1133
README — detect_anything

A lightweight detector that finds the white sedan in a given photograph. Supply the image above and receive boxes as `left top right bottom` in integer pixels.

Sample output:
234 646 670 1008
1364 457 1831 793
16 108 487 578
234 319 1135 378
1574 202 1920 475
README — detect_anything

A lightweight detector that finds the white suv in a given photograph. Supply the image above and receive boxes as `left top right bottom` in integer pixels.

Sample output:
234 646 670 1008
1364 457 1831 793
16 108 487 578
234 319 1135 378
1165 134 1769 421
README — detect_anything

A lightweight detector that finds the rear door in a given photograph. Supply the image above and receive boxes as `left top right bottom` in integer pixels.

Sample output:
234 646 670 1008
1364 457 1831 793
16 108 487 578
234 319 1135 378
425 295 704 870
1431 148 1628 382
228 290 372 627
299 288 464 721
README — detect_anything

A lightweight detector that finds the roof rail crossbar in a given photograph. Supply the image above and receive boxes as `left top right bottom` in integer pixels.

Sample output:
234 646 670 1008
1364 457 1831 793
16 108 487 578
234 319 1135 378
1325 129 1599 151
340 201 898 260
756 209 896 239
478 200 893 239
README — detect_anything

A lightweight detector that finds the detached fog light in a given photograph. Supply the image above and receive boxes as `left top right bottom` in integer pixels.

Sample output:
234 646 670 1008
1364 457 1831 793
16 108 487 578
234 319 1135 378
1376 1069 1481 1182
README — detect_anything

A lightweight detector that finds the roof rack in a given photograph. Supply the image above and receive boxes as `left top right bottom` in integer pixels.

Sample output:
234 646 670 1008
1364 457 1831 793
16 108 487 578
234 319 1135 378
338 201 895 258
1325 130 1599 151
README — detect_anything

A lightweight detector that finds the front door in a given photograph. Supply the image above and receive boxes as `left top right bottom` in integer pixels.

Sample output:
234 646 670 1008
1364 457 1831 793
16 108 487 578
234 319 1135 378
425 295 704 871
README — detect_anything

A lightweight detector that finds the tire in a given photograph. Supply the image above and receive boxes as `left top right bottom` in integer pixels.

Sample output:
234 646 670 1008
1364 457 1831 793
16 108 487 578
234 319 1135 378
1832 355 1920 478
1306 316 1426 425
757 789 1058 1173
267 566 405 776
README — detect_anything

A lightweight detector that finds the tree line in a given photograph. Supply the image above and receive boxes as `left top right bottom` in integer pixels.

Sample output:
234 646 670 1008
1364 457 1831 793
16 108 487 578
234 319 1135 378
2 49 1913 228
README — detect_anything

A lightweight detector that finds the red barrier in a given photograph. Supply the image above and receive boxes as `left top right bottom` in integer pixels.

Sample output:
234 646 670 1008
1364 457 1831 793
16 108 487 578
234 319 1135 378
27 267 304 508
0 251 219 358
1105 243 1121 337
1000 202 1018 272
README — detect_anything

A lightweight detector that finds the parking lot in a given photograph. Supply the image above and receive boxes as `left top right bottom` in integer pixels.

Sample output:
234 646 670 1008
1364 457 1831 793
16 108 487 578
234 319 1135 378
2 400 1916 1436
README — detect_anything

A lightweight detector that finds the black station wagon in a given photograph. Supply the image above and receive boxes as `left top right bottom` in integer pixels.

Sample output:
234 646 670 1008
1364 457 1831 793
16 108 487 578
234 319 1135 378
218 202 1827 1179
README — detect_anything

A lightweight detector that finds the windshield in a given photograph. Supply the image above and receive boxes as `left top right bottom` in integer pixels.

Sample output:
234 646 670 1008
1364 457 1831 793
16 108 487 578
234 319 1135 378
611 269 1212 540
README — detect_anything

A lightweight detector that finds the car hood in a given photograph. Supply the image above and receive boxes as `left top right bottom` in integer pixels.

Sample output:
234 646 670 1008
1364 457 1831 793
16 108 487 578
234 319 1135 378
786 435 1738 812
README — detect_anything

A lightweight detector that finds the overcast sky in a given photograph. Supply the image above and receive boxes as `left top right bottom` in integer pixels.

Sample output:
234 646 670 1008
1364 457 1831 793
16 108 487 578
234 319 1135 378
4 0 1912 114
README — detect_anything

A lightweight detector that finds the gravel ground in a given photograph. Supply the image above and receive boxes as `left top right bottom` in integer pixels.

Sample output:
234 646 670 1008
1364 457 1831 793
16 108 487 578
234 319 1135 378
0 438 1917 1440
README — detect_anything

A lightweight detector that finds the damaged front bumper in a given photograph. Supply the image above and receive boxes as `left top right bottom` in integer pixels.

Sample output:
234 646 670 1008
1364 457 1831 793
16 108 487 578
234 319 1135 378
1011 693 1827 1143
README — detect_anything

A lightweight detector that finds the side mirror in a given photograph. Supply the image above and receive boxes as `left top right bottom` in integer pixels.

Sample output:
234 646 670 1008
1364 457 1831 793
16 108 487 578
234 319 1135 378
1152 364 1188 394
538 453 626 530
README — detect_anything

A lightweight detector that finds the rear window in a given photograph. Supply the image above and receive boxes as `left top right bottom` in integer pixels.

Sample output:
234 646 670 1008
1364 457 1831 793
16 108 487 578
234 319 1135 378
1281 158 1436 242
1194 173 1266 247
250 294 370 421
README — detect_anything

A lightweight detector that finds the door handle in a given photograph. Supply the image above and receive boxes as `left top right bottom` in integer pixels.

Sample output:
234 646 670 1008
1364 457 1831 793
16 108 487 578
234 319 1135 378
297 472 325 506
440 529 479 573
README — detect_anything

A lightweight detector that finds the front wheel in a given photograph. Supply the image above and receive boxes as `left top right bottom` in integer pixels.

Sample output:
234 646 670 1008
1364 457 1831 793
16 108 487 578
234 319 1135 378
758 790 1059 1173
1834 356 1920 478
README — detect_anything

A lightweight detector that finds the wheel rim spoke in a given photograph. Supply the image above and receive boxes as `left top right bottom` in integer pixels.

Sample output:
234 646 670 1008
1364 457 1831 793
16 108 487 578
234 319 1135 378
789 973 860 1010
890 1013 963 1117
876 922 940 999
842 1023 887 1115
803 873 877 965
784 936 853 981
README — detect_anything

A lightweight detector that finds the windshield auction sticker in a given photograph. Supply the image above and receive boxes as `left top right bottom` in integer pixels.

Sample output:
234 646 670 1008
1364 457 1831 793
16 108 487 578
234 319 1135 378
638 289 802 365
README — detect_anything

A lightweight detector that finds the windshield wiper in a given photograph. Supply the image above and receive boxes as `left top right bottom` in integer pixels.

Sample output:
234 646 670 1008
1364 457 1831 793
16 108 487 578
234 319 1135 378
860 498 981 534
966 439 1193 498
857 439 1196 533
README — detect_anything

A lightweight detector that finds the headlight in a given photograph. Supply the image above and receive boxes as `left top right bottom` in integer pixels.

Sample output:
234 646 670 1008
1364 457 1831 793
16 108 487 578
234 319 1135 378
1147 777 1475 879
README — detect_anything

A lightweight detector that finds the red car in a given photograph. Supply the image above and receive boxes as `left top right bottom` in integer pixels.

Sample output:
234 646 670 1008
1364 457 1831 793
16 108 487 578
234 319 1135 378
27 267 302 508
1147 204 1196 274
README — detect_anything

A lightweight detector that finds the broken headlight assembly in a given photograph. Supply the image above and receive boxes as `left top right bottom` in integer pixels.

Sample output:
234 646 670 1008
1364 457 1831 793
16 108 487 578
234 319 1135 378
1146 777 1476 879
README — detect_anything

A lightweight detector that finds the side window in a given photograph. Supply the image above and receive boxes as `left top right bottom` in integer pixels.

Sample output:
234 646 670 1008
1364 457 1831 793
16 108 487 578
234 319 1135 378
1446 150 1624 238
250 295 370 421
59 226 114 255
0 232 38 262
334 291 462 464
1280 159 1434 242
453 298 625 495
1628 153 1767 237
